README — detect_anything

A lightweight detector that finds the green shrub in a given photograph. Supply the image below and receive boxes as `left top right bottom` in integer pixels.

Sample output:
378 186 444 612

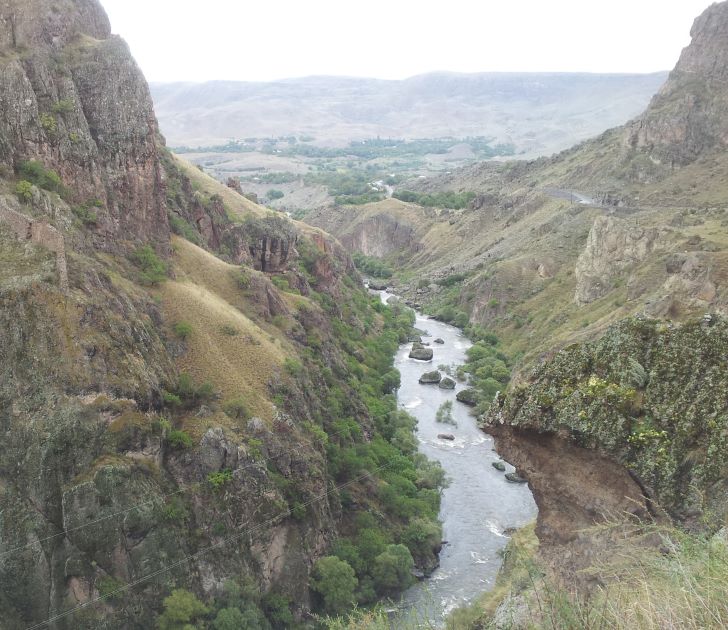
130 245 168 285
352 252 393 279
283 358 304 377
161 497 187 523
51 99 74 114
39 112 57 134
162 391 182 407
212 608 248 630
454 312 469 328
156 589 208 630
371 544 415 595
234 269 251 290
173 321 193 339
18 160 63 193
207 469 233 490
96 575 124 600
271 276 291 292
393 189 476 209
223 397 250 420
15 180 33 203
167 429 193 450
71 204 98 225
435 401 456 426
262 592 294 628
311 556 358 616
169 214 201 245
220 324 239 336
267 189 285 200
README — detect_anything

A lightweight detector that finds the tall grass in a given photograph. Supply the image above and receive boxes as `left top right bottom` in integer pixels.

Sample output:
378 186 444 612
447 522 728 630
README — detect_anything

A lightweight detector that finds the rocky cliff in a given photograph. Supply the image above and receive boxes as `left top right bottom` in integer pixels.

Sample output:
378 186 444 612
0 2 440 628
306 200 425 262
0 0 169 250
626 2 728 167
484 316 728 580
574 216 663 305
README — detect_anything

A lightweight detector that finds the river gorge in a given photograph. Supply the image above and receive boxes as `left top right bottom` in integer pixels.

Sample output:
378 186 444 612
377 292 537 626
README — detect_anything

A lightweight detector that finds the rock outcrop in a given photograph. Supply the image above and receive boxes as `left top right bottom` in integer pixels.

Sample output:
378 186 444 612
0 201 68 291
574 216 662 305
484 316 728 580
626 1 728 167
0 0 169 250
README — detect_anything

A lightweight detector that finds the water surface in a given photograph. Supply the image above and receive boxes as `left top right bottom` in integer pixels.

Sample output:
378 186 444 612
381 293 537 627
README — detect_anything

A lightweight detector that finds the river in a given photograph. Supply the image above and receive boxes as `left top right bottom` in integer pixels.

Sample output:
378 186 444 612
380 291 537 627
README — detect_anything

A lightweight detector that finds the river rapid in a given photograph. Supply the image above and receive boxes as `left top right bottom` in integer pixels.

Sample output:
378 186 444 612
380 292 537 627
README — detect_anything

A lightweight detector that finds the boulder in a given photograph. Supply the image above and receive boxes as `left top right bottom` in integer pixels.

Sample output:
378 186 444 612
492 461 506 472
409 347 433 361
434 338 445 344
505 472 527 484
439 377 456 390
437 433 455 441
419 371 442 384
456 388 479 406
368 280 389 291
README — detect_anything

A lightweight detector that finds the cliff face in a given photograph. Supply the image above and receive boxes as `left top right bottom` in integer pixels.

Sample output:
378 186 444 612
574 216 663 305
484 317 728 577
305 201 425 263
0 0 169 250
626 1 728 167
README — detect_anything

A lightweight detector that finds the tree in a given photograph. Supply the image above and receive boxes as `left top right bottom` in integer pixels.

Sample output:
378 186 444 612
401 518 442 561
213 608 249 630
371 544 414 595
156 589 208 630
311 556 358 616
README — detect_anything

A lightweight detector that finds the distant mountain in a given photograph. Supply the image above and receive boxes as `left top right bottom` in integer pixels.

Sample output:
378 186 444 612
151 72 668 156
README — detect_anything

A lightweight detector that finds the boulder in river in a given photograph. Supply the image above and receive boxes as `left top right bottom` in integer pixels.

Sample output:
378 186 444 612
368 280 389 291
439 377 456 390
408 334 422 343
434 338 445 344
437 433 455 441
410 347 434 361
505 472 528 484
419 371 442 384
456 388 479 406
492 461 506 472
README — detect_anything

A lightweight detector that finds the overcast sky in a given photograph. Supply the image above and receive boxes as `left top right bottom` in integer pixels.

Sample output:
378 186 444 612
99 0 716 83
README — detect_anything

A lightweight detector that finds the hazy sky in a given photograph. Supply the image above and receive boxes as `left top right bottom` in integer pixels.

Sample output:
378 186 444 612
100 0 716 82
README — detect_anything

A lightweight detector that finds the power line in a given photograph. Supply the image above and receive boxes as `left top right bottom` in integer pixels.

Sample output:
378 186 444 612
24 461 397 630
0 409 399 560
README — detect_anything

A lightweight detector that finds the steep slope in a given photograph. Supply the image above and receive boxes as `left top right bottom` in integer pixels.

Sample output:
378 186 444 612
0 2 444 628
0 0 168 250
307 1 728 369
308 8 728 625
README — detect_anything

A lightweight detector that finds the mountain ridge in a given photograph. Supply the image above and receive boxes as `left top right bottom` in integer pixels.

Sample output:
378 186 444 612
151 71 668 156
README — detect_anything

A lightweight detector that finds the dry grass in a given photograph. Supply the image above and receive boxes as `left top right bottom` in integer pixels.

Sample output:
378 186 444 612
160 237 290 420
172 153 266 220
445 522 728 630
